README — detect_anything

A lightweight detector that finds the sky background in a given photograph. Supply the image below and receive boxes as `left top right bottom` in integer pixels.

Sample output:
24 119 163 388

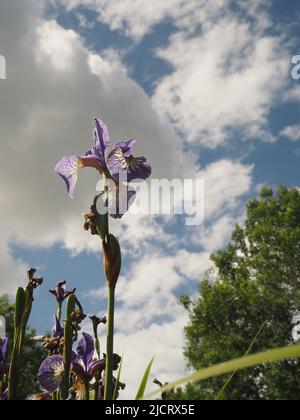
0 0 300 398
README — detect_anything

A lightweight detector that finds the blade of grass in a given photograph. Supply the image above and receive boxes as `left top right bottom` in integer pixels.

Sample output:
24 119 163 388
135 357 155 400
215 320 268 400
113 356 123 401
143 343 300 400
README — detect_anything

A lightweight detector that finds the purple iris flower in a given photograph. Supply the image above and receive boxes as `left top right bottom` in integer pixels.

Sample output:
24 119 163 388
72 333 105 383
25 392 51 401
38 333 104 395
55 118 151 218
52 316 64 339
0 338 8 381
0 390 7 401
39 355 66 394
49 281 76 305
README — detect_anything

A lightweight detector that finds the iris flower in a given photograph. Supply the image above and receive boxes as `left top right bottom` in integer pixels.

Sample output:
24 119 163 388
55 118 151 219
38 333 104 395
0 338 8 382
52 316 64 339
26 392 51 401
49 281 76 305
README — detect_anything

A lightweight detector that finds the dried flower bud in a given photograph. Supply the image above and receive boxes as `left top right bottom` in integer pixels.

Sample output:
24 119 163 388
102 234 121 288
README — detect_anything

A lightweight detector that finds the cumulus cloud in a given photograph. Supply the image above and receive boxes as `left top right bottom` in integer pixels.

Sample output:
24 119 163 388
280 125 300 142
51 1 290 148
52 0 231 40
153 8 289 148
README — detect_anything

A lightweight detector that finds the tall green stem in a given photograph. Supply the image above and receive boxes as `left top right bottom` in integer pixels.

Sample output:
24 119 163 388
57 302 62 322
104 285 115 400
7 287 26 401
7 337 21 400
61 294 76 400
84 381 90 401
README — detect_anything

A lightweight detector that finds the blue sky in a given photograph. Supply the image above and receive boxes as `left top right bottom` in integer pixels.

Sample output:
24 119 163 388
1 0 300 398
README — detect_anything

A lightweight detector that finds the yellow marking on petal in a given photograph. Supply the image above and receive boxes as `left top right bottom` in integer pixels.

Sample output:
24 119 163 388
77 159 85 169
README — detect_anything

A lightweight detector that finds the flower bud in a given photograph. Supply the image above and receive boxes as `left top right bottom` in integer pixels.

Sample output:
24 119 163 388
102 234 121 288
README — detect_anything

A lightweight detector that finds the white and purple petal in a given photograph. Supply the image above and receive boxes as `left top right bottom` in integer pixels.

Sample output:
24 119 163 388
26 392 51 401
114 139 136 157
52 316 64 339
107 148 152 183
38 355 65 393
0 390 7 401
55 155 83 199
76 332 95 370
93 118 110 168
88 359 106 379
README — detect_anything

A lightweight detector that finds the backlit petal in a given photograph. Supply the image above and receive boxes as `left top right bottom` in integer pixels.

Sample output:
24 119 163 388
55 155 83 199
38 355 65 393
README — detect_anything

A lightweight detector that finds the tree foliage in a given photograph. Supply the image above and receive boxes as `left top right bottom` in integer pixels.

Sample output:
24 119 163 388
178 186 300 400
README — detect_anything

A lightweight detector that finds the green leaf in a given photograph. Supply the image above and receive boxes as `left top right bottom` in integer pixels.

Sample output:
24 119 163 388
113 357 123 401
14 288 25 332
143 343 300 399
61 294 76 400
215 320 268 400
135 357 155 400
95 212 109 240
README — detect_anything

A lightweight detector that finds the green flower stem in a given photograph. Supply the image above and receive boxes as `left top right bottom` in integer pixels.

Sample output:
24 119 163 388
7 337 21 400
84 381 90 401
104 284 115 400
57 302 62 322
7 287 26 401
61 294 76 400
215 320 268 400
93 381 100 401
93 333 101 400
94 336 101 359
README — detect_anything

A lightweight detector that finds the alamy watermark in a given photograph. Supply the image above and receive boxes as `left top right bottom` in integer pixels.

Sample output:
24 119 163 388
0 54 6 80
0 316 6 339
292 313 300 344
96 175 205 226
291 55 300 80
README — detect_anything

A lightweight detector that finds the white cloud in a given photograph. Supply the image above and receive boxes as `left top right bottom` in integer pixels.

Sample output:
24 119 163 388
35 21 80 72
114 316 188 399
51 1 290 148
153 12 289 148
198 160 253 219
280 125 300 142
52 0 231 40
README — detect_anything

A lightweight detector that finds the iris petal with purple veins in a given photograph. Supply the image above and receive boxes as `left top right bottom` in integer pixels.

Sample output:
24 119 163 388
0 390 7 401
76 332 95 371
107 145 151 182
93 118 110 168
71 333 106 384
26 392 51 401
55 154 82 199
38 355 65 393
52 316 64 339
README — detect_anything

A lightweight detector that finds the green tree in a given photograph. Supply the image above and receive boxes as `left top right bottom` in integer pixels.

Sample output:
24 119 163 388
0 295 47 400
179 186 300 400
